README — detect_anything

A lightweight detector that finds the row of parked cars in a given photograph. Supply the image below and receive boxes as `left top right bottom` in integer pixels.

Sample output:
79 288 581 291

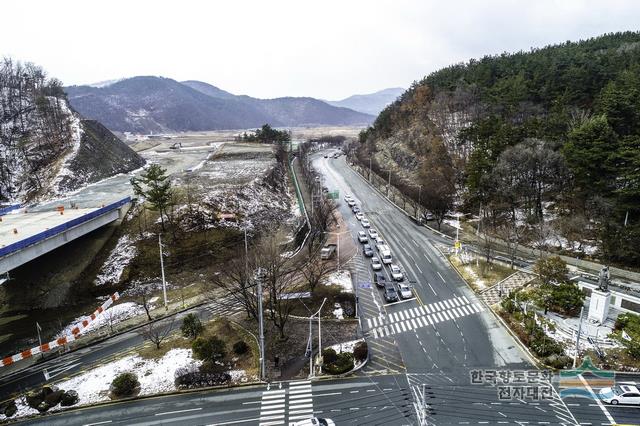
346 194 413 303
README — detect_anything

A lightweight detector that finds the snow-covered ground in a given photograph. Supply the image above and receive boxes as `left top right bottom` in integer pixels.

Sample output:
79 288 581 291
57 302 145 338
1 349 201 421
463 265 486 289
327 338 366 369
324 270 353 293
94 234 138 286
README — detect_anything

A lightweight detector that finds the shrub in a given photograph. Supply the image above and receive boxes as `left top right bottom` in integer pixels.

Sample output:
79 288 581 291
544 354 572 369
322 348 337 365
530 335 565 358
181 313 204 339
323 352 354 375
192 335 226 363
60 390 79 407
233 340 249 355
549 283 585 316
353 341 368 362
175 370 231 389
111 372 140 398
2 400 16 417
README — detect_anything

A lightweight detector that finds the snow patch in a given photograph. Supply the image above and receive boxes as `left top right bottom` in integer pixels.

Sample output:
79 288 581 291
57 302 144 337
94 234 138 286
324 270 353 293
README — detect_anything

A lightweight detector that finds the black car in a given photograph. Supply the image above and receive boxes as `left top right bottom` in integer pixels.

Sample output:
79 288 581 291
363 244 374 257
384 283 399 302
373 271 387 288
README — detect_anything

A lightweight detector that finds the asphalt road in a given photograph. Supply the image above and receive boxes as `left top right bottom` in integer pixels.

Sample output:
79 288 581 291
0 300 242 402
313 152 583 425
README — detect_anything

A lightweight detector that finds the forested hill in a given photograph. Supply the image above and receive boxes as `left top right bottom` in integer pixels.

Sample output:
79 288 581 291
358 31 640 266
0 59 144 203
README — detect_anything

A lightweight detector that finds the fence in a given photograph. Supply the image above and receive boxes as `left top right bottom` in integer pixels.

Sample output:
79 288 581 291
0 204 21 216
0 197 130 258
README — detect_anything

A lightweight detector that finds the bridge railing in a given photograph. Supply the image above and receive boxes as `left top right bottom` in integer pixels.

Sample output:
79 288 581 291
0 197 130 258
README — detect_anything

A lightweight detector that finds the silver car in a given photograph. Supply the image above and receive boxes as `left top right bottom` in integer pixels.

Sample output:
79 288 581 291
398 283 413 299
371 257 382 271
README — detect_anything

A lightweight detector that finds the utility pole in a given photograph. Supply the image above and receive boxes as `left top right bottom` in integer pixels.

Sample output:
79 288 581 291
159 234 167 310
387 170 391 196
573 306 584 368
36 322 44 360
308 297 327 378
255 268 266 381
369 157 372 182
418 185 422 220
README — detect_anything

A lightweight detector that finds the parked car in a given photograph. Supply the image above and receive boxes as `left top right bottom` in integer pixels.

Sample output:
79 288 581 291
320 244 337 260
599 384 640 405
347 199 356 207
344 194 353 202
361 218 371 228
324 154 328 158
380 248 392 264
357 231 368 243
390 264 404 281
383 283 399 302
352 206 361 214
363 244 374 257
368 229 379 240
355 212 364 220
371 257 382 271
373 271 387 288
398 283 413 299
424 212 434 221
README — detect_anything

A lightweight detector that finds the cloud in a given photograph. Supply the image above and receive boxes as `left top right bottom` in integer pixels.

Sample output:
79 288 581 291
0 0 638 99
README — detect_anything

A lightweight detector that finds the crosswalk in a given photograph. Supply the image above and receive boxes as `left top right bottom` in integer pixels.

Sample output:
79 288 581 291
203 300 243 318
258 380 314 425
366 295 484 339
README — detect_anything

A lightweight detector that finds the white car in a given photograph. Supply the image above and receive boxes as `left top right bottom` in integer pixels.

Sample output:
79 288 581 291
371 257 382 271
355 212 364 221
398 283 413 299
347 199 356 207
361 218 371 228
292 418 335 426
390 264 404 281
368 229 379 240
599 384 640 405
376 240 387 251
344 194 353 202
357 231 368 243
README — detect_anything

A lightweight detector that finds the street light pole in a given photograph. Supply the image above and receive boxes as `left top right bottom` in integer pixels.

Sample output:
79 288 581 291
308 297 327 378
387 170 391 196
573 306 584 368
159 234 168 310
255 268 267 381
369 157 372 182
418 185 422 220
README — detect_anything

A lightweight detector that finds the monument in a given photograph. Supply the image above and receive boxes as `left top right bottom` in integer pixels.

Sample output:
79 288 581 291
588 266 611 324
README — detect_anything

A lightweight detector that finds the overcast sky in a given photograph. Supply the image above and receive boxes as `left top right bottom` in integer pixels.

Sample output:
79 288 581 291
1 0 639 100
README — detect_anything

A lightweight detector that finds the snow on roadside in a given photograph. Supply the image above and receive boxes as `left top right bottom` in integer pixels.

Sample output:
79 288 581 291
57 302 144 338
1 349 201 421
324 270 353 293
327 338 366 369
94 234 138 286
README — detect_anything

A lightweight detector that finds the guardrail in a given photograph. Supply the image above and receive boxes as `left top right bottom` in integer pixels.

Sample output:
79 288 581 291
0 197 130 258
0 204 21 216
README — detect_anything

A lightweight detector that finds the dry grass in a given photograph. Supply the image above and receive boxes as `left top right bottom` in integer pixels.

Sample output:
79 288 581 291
449 255 514 292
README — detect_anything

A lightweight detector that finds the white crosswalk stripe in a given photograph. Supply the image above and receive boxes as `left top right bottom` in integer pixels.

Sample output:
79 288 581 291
259 389 286 425
287 380 313 424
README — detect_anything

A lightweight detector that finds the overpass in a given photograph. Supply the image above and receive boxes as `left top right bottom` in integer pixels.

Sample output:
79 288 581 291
0 198 131 276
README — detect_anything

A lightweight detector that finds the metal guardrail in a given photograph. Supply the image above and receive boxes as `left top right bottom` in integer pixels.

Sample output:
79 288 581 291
0 197 131 258
0 204 21 216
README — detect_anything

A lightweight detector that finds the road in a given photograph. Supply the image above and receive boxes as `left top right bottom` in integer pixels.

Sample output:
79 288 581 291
314 151 640 426
0 300 242 402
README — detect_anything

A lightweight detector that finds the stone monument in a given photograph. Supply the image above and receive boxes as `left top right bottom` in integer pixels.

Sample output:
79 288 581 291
588 266 611 324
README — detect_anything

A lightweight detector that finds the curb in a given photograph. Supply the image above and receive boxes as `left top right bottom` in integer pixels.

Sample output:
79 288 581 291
10 380 265 423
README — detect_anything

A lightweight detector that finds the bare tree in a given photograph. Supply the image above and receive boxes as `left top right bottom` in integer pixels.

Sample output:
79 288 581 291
418 139 456 230
209 250 259 321
140 317 175 350
139 288 153 322
301 252 333 292
256 233 298 339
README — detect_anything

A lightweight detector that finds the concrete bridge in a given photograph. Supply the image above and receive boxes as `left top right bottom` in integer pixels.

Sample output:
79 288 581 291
0 198 131 276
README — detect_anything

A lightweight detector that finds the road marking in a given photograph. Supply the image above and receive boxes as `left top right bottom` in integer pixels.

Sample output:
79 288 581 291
443 299 452 309
155 408 202 416
412 238 419 247
415 263 423 274
437 271 446 282
411 318 419 328
427 282 438 296
83 422 112 426
423 252 432 263
578 375 615 424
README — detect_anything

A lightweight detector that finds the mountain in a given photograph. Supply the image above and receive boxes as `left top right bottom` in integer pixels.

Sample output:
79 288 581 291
66 78 374 133
358 31 640 266
181 80 237 100
326 87 405 115
0 60 144 204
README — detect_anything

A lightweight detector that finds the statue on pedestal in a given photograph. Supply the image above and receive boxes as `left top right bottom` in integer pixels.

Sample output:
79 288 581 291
597 266 610 292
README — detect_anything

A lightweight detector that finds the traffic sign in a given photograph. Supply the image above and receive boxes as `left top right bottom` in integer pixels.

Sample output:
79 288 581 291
454 240 461 250
328 190 340 199
359 282 372 289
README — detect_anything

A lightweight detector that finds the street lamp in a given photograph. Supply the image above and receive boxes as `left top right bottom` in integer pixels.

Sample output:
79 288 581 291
387 170 391 196
308 297 327 378
417 185 422 220
368 157 372 183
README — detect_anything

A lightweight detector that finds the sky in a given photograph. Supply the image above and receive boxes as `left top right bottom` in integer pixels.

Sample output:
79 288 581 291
1 0 639 100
